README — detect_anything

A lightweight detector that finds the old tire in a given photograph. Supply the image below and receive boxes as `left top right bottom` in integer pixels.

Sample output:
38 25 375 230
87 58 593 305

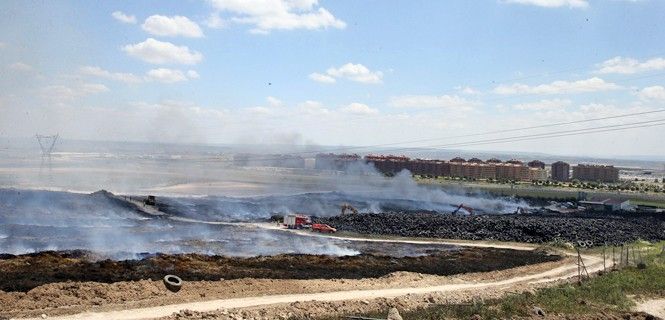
163 275 182 293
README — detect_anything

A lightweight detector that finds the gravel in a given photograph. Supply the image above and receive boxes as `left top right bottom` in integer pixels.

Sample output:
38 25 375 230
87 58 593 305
316 212 665 245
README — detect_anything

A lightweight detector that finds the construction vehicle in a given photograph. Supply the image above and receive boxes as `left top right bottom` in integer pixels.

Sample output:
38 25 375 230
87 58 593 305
143 195 156 206
312 223 337 233
283 214 311 229
341 203 359 215
451 203 474 215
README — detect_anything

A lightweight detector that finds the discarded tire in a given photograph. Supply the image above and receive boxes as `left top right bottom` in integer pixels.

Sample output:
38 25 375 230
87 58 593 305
532 306 545 317
163 275 182 292
316 212 665 246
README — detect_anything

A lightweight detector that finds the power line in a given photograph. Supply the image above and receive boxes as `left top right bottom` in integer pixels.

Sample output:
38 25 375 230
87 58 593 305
393 119 665 151
223 116 665 163
235 108 665 160
310 109 665 154
449 122 665 149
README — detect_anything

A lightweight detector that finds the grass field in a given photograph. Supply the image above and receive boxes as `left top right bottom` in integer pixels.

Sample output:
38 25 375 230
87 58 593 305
417 177 665 208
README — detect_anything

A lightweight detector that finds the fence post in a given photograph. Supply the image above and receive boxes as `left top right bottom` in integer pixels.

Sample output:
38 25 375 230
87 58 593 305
619 245 623 268
603 246 606 272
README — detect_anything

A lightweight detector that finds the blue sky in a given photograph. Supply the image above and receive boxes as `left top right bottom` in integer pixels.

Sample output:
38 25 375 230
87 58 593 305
1 0 665 157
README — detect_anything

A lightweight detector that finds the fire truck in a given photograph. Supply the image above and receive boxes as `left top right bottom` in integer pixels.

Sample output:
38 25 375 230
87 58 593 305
283 214 311 229
283 214 336 233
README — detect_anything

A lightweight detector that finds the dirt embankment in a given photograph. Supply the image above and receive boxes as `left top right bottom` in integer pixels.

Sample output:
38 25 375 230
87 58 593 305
0 247 562 318
317 212 665 245
0 247 559 293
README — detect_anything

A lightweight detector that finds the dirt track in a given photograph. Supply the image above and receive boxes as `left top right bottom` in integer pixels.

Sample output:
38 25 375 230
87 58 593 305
2 236 604 320
31 257 597 320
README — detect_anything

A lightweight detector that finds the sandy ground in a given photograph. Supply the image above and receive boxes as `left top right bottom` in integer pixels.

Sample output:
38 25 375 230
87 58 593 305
6 235 603 320
634 298 665 319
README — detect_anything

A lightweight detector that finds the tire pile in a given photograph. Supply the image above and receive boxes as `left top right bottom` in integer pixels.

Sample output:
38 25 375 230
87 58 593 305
316 212 665 246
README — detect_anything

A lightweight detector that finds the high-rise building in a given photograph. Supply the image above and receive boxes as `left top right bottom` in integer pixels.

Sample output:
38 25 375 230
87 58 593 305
551 161 570 181
495 163 530 181
527 160 546 169
315 153 361 170
572 164 619 182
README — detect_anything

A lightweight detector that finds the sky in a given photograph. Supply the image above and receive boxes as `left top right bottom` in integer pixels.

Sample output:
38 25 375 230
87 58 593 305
1 0 665 158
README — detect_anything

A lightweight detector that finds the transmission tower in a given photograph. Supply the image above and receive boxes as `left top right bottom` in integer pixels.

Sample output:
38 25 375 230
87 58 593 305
35 134 59 157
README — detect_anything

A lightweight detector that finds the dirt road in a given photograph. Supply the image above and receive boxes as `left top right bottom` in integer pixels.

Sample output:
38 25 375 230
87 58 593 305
17 237 602 320
634 298 665 319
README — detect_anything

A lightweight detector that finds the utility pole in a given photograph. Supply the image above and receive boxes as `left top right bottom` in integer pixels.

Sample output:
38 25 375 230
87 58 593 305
36 134 59 158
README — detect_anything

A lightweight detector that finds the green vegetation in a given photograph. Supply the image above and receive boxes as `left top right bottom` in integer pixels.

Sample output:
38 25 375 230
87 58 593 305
327 242 665 320
415 175 665 207
631 199 665 209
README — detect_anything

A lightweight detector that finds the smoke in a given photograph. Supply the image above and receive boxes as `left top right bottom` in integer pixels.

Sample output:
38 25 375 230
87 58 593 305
0 188 363 258
0 140 529 259
154 161 527 222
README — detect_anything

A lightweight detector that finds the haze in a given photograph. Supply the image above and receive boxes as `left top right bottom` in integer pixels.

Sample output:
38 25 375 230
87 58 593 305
1 0 665 158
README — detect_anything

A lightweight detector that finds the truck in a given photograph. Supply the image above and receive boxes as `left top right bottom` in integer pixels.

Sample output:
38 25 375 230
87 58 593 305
283 214 311 229
143 195 156 206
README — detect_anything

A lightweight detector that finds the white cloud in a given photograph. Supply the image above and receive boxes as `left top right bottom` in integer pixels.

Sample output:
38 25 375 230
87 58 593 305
245 106 273 115
389 94 478 110
310 63 383 84
42 83 109 101
596 56 665 74
298 100 330 115
340 102 378 115
145 68 199 83
327 63 383 84
123 38 203 65
186 70 200 79
112 11 137 24
80 66 198 84
204 12 227 29
267 96 283 107
79 66 143 84
8 62 33 72
637 86 665 101
0 42 6 48
142 15 204 38
207 0 346 34
502 0 589 8
309 72 336 84
493 77 620 95
458 86 480 95
512 99 572 111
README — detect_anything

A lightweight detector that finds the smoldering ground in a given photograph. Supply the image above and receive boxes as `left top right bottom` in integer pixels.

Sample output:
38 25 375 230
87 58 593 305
0 143 529 258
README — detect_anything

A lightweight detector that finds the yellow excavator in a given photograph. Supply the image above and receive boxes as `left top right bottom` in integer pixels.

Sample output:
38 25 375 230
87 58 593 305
451 203 474 215
340 203 359 215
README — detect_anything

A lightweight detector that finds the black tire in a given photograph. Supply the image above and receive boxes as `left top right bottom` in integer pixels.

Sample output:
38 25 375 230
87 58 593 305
163 275 182 292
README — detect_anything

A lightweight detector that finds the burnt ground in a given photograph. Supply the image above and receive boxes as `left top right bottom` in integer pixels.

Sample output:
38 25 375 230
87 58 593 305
316 212 665 245
0 247 560 292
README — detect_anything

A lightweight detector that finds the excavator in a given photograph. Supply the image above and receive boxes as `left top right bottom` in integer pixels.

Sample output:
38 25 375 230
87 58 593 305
451 203 474 215
340 203 359 215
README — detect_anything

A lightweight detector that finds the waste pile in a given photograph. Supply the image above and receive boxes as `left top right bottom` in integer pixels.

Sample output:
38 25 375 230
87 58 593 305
317 212 665 245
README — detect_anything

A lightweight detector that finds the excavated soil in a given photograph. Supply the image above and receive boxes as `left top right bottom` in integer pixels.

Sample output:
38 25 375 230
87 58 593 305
0 247 559 292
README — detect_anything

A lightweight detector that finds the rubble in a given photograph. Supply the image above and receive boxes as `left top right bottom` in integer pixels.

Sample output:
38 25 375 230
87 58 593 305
386 307 403 320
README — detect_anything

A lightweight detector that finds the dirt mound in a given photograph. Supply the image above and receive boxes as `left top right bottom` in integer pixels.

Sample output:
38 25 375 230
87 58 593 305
317 212 665 245
0 247 560 292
